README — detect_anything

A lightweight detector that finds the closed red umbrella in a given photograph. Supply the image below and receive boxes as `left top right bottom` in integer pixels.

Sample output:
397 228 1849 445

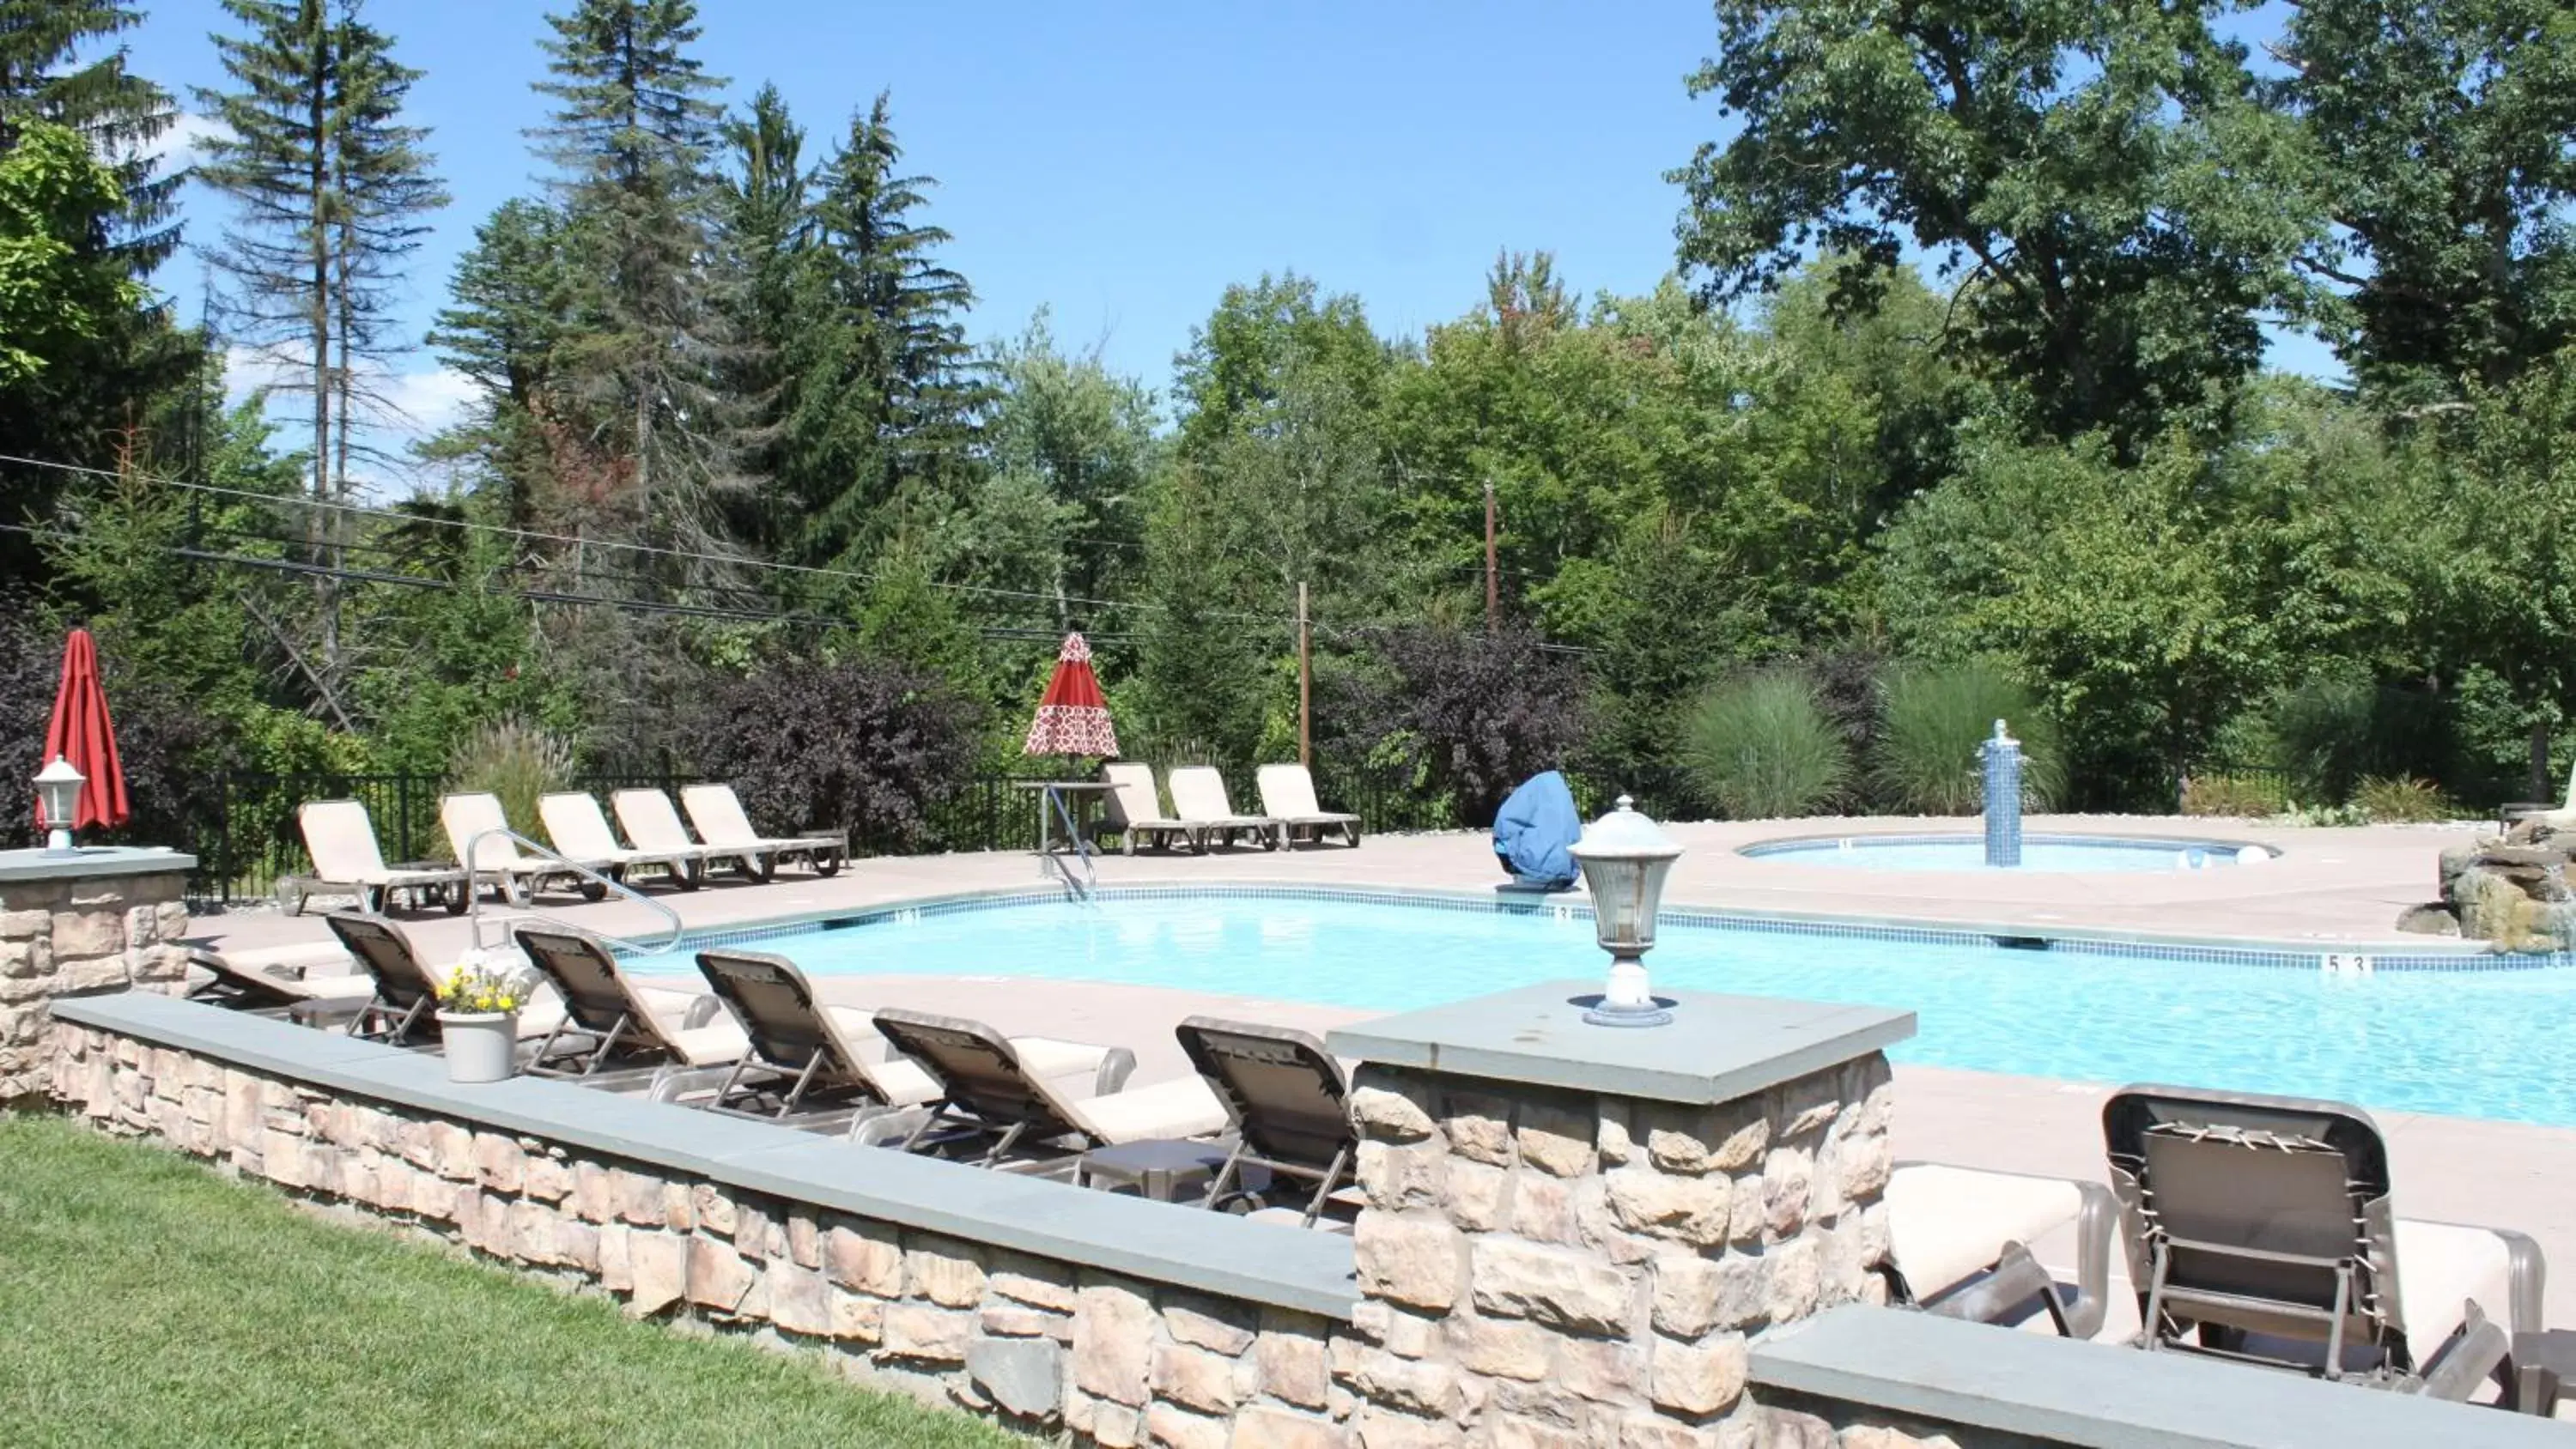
39 627 128 833
1023 632 1119 758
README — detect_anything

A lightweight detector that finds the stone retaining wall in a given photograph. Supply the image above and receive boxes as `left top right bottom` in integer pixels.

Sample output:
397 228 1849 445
50 1023 1352 1447
1 865 191 1103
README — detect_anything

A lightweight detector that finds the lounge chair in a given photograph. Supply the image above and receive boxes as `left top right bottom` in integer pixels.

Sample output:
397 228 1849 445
2103 1083 2539 1397
513 925 744 1079
1255 765 1362 848
1166 766 1281 852
538 791 704 891
324 911 564 1048
295 799 468 916
1173 1016 1355 1227
691 949 1118 1130
1884 1162 2117 1338
1099 762 1192 855
611 790 714 880
872 1008 1228 1168
679 784 847 882
185 939 373 1013
442 791 611 906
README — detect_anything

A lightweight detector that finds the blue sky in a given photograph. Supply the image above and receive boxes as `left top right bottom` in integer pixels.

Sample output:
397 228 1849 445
121 0 2336 461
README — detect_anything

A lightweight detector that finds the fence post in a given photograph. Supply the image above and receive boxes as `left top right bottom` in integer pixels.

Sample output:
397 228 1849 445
216 773 232 906
397 775 414 867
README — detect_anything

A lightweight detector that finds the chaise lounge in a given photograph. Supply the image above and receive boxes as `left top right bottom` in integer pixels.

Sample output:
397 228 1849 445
679 784 847 882
872 1007 1230 1168
294 799 468 916
1255 764 1362 849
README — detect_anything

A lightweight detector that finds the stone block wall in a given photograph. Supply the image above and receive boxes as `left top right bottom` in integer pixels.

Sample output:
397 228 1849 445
50 1022 1356 1447
1 868 191 1103
1341 1052 1895 1446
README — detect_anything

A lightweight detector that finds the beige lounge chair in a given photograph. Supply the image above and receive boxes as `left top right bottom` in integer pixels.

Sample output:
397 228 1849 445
295 799 468 916
1166 766 1281 852
1099 763 1192 855
691 949 1116 1130
610 789 709 877
678 784 847 882
872 1008 1230 1168
2104 1083 2538 1396
513 925 744 1080
441 791 605 905
538 791 703 891
1885 1162 2116 1337
1255 764 1362 848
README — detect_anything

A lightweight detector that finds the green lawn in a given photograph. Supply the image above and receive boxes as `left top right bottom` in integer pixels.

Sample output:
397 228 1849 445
0 1115 1019 1447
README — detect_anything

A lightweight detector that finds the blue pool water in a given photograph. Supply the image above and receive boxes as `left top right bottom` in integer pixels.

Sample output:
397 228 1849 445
1741 834 2274 872
625 892 2576 1126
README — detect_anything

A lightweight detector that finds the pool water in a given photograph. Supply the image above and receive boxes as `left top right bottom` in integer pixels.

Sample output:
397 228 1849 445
625 894 2576 1127
1741 834 2272 873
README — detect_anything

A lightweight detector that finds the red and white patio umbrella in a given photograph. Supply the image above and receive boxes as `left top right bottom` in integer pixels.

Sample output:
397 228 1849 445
37 627 129 834
1023 632 1120 759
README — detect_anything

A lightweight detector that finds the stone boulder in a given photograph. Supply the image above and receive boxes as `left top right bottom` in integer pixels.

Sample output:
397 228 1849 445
2415 824 2576 951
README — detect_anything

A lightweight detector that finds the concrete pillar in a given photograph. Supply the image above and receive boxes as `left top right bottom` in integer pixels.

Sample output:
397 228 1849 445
0 847 197 1106
1328 981 1915 1446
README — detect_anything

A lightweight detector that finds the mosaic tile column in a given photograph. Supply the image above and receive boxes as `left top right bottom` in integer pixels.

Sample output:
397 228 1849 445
1981 721 2023 869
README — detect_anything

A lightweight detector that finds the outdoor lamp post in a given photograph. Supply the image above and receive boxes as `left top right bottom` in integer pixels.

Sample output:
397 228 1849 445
33 755 85 856
1569 794 1683 1028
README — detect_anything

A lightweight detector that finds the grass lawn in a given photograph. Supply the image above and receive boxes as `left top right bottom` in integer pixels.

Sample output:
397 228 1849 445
0 1115 1020 1447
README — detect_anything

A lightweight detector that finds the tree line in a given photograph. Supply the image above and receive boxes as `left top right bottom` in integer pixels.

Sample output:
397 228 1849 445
0 0 2571 848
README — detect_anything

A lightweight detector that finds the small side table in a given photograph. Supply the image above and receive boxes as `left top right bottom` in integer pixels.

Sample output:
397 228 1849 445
1077 1138 1268 1203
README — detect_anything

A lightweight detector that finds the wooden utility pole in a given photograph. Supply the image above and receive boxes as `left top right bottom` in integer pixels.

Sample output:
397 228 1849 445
1297 580 1312 768
1483 479 1499 634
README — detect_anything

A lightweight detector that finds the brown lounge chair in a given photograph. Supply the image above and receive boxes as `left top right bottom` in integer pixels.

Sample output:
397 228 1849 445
690 950 1115 1131
513 925 744 1079
1174 1016 1356 1227
872 1008 1226 1168
2104 1082 2541 1397
185 939 373 1014
323 911 563 1048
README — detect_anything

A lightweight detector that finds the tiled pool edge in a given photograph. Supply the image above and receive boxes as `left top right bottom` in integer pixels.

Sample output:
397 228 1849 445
649 880 2555 974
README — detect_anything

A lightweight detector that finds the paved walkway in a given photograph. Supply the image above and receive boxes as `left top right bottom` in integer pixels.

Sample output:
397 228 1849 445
185 814 2576 1331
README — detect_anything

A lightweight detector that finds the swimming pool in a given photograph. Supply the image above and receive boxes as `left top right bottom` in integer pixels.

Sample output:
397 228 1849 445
1741 834 2275 872
622 890 2576 1127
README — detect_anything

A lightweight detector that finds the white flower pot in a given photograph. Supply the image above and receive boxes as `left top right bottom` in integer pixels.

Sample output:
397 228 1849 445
437 1011 519 1083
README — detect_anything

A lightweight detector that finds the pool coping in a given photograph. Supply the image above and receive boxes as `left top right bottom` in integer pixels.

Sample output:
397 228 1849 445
603 879 2555 975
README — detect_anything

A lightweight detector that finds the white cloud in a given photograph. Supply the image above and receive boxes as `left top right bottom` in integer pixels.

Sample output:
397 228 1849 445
216 347 483 496
113 111 231 171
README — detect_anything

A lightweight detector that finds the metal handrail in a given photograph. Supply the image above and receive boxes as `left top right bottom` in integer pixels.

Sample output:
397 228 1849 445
463 827 686 955
1041 789 1097 903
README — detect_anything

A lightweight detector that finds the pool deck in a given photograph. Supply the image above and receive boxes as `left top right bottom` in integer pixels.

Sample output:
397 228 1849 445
180 812 2576 1332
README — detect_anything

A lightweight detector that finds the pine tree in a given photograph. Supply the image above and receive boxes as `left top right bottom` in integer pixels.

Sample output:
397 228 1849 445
785 92 989 568
0 2 182 270
427 197 574 526
712 82 811 559
531 0 739 557
195 0 446 685
0 3 194 586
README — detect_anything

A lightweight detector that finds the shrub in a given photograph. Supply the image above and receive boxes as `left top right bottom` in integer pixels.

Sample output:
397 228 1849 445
1353 627 1592 828
2273 670 2451 804
1870 662 2064 814
1681 669 1850 820
2354 775 2454 824
443 718 574 851
688 655 985 851
2179 772 2287 818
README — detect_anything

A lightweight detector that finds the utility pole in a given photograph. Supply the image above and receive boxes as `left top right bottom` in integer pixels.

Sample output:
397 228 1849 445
1297 580 1312 769
1483 479 1499 634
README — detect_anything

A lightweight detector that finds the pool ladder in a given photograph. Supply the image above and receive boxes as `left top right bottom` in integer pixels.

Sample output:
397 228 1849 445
1040 791 1099 905
461 826 688 955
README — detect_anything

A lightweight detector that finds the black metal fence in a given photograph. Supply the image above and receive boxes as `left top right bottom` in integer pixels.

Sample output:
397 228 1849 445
182 761 1674 906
